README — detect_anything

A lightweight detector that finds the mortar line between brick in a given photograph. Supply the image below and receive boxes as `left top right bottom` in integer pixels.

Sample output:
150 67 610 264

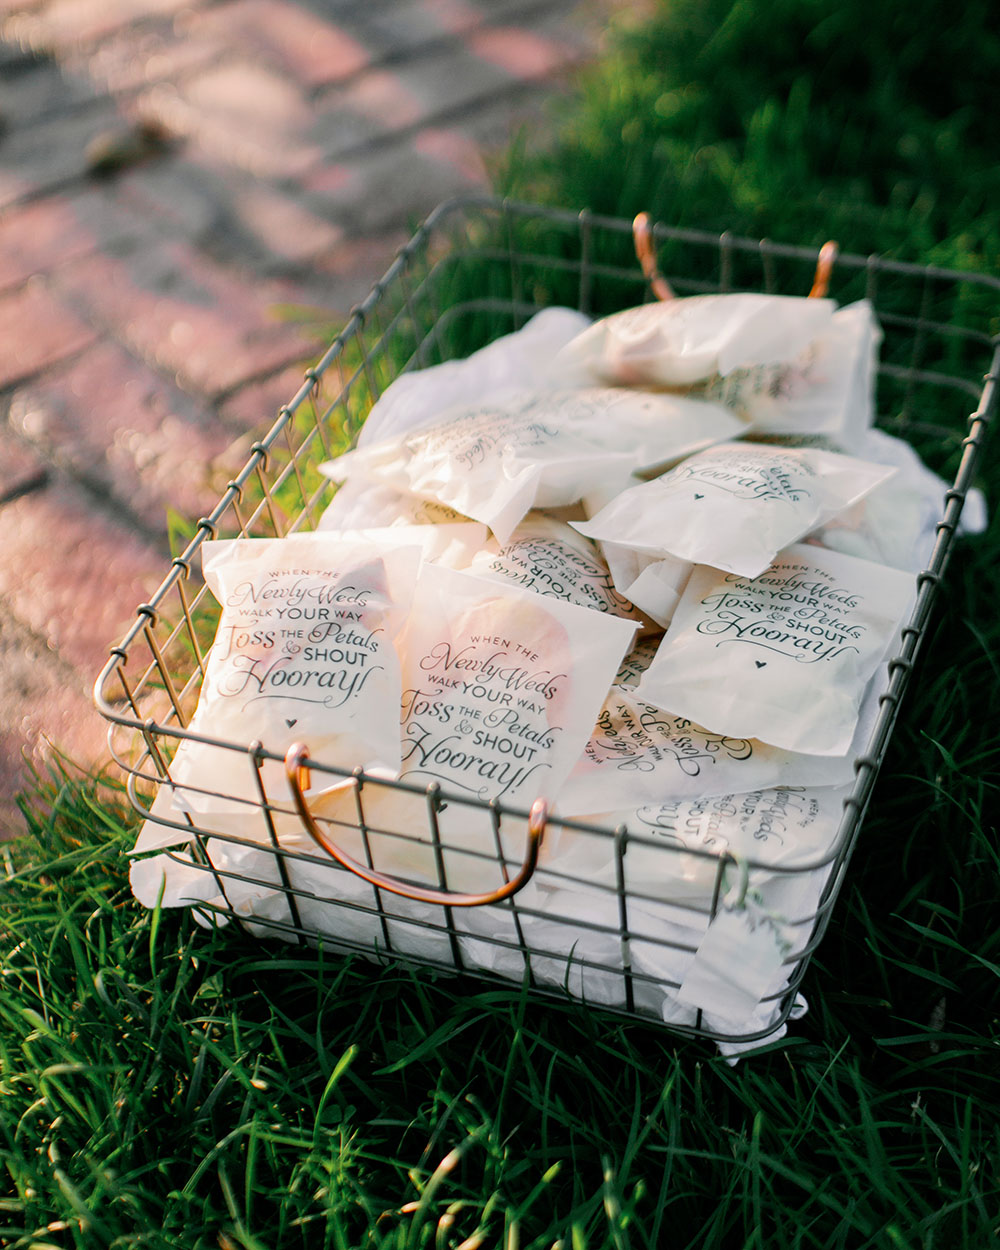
0 464 174 570
0 91 120 135
4 0 591 125
0 339 98 399
1 14 585 224
0 0 49 33
0 467 48 507
0 171 102 220
6 0 574 121
298 73 579 191
1 385 177 555
302 0 602 101
38 256 323 406
3 6 203 60
46 463 178 553
205 354 317 409
0 600 107 700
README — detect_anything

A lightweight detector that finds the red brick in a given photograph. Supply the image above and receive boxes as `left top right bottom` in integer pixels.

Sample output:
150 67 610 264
0 46 96 130
72 21 225 94
0 475 168 678
306 80 567 231
300 162 359 199
0 167 35 212
0 99 125 212
180 0 372 90
301 138 485 234
0 280 97 388
465 23 583 79
8 340 248 528
310 41 558 164
0 428 47 503
315 229 411 284
353 0 491 56
421 0 600 44
217 363 321 434
416 0 523 33
5 0 193 54
462 81 580 151
54 240 322 398
306 227 413 317
68 179 182 254
326 64 424 135
357 1 601 80
139 61 320 180
312 57 473 161
231 184 345 267
112 155 228 242
0 612 114 840
413 125 488 184
0 197 99 292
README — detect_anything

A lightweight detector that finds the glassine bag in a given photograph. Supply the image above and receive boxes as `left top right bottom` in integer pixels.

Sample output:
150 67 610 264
573 442 895 578
320 388 744 544
636 543 915 756
168 533 420 814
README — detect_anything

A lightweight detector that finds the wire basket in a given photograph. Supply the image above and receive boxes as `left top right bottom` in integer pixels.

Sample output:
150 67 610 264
96 195 999 1047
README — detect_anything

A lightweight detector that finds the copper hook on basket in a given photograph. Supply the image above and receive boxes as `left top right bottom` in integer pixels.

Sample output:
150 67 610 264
284 743 547 907
809 240 838 298
633 212 675 302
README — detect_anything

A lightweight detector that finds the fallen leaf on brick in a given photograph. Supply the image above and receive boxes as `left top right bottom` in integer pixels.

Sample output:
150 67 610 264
85 119 172 177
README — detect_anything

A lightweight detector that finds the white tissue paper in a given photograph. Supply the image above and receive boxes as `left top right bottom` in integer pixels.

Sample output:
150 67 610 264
129 780 525 965
602 546 693 629
527 783 840 1059
580 477 693 628
559 686 865 817
807 425 988 571
545 782 851 904
557 296 881 452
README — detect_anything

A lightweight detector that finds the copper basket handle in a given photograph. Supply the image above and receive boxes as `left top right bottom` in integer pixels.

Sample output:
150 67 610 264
284 744 547 907
809 240 838 298
633 212 675 301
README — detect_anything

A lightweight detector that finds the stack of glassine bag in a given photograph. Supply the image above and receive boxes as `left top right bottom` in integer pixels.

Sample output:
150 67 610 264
130 291 986 1056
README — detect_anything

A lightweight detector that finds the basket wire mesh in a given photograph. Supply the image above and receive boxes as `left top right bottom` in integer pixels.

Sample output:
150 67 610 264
95 195 1000 1045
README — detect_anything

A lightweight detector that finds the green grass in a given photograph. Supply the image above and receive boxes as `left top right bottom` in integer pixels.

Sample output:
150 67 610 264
5 1 1000 1245
6 473 1000 1246
497 0 1000 279
3 670 1000 1248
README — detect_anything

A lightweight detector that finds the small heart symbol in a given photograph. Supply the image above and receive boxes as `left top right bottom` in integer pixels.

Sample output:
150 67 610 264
693 493 705 500
285 718 297 727
754 661 766 669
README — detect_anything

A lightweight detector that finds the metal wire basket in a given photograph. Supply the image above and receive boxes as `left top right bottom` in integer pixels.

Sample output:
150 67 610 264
95 195 999 1047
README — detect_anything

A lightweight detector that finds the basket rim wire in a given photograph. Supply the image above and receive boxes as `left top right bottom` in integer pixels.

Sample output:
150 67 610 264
95 194 1000 1045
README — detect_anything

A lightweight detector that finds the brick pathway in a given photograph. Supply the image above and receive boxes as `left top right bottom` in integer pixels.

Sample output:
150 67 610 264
0 0 608 836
